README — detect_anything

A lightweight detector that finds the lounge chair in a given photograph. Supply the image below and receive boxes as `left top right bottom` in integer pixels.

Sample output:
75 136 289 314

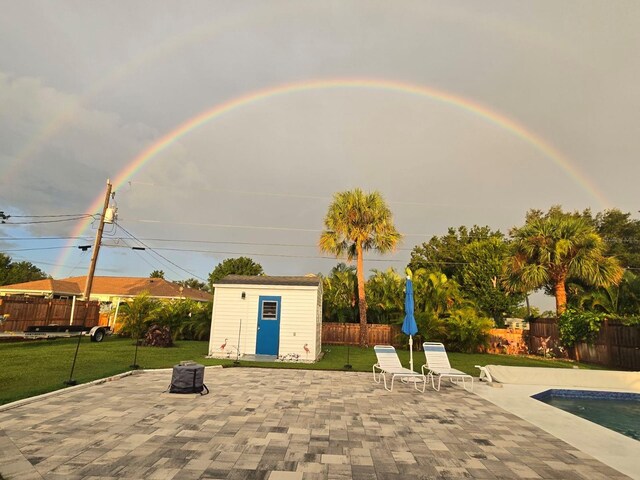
373 345 426 392
421 342 473 392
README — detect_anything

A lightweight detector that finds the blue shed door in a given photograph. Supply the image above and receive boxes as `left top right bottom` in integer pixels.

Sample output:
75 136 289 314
256 296 281 355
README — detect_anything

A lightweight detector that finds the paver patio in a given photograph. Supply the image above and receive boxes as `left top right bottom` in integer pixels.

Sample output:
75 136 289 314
0 368 631 479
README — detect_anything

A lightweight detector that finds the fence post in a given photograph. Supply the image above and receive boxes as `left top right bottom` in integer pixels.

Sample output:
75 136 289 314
45 300 53 325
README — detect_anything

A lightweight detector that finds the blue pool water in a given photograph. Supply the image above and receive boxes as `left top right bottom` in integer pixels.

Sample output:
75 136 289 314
532 389 640 441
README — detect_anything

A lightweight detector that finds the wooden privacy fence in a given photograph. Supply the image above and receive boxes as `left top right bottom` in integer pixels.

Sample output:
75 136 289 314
0 297 100 332
322 323 402 346
529 318 640 370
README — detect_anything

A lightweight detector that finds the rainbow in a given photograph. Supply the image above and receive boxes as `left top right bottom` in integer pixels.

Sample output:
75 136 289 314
53 77 610 277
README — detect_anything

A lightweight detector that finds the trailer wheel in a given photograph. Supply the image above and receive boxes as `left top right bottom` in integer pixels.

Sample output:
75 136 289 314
91 327 106 343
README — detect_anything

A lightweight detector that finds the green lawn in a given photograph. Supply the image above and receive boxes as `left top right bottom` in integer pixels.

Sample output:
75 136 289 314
0 336 598 405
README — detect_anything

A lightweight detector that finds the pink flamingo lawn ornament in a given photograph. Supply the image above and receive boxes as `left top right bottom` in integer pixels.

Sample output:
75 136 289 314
220 338 228 351
304 343 310 358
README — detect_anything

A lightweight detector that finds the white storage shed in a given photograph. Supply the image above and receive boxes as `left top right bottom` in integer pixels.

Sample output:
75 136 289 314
208 275 322 362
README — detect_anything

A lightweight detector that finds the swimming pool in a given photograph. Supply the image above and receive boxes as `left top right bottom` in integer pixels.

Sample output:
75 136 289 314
532 389 640 441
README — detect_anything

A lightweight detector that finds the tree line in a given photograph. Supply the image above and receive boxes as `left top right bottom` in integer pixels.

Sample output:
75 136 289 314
4 189 639 352
319 190 639 349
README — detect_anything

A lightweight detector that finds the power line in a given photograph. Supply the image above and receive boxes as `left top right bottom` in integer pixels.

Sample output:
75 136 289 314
1 215 96 225
0 246 75 252
119 236 185 281
115 222 207 282
122 217 448 237
131 218 324 233
7 213 98 218
4 233 640 251
119 237 183 281
103 243 417 264
127 180 524 211
0 236 93 241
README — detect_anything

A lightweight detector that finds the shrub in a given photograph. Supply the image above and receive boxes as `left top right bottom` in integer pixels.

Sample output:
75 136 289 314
118 293 161 339
413 311 446 345
177 301 213 340
558 308 605 347
444 307 493 353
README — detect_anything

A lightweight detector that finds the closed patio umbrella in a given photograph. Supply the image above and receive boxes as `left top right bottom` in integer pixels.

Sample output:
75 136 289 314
402 276 418 371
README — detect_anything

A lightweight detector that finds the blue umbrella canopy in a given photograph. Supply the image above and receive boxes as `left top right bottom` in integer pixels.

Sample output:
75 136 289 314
402 278 418 336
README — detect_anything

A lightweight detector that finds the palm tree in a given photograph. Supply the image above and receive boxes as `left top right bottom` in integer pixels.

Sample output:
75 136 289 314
506 209 623 315
319 189 401 347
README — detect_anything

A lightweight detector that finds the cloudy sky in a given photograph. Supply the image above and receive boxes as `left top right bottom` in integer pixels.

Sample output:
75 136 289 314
1 1 639 307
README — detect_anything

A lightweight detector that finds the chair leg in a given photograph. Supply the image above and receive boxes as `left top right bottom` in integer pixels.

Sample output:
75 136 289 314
373 365 383 383
465 377 474 392
386 375 394 392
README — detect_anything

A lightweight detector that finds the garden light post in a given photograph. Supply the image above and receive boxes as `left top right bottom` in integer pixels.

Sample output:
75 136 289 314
130 322 141 369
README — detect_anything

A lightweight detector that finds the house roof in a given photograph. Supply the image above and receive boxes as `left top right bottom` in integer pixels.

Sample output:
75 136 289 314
216 275 321 287
0 276 212 302
0 278 81 295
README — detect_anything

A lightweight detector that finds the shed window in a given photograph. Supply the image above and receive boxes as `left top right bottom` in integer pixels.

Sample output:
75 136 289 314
261 300 278 319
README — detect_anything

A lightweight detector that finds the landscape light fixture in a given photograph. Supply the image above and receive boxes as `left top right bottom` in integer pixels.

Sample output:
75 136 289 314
78 245 91 251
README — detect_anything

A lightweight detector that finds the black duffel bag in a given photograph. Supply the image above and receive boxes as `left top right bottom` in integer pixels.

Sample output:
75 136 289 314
168 362 209 395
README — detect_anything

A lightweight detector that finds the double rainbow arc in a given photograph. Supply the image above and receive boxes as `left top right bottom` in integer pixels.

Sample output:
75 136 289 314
53 78 608 277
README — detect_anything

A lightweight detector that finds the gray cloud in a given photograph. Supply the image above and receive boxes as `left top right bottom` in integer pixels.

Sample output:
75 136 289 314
1 1 639 312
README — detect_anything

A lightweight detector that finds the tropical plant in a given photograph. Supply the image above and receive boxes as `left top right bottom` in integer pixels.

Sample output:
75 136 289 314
444 307 493 353
322 263 357 323
319 189 401 346
557 308 606 348
366 268 404 324
208 257 264 290
571 270 640 316
149 270 165 279
414 311 446 344
409 270 466 346
155 298 207 339
177 301 213 340
505 207 623 315
118 292 161 339
412 270 464 317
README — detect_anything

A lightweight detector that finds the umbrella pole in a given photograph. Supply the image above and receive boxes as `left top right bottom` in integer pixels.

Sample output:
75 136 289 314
409 335 414 371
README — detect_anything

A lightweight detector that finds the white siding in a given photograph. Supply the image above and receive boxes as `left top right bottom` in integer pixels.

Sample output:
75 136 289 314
208 283 321 361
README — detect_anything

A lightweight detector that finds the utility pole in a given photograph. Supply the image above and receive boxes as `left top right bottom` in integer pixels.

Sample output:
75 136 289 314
65 179 113 387
83 179 113 299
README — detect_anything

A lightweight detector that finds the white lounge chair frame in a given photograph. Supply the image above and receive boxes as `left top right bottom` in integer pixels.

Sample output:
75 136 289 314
475 365 493 383
373 345 426 392
421 342 473 392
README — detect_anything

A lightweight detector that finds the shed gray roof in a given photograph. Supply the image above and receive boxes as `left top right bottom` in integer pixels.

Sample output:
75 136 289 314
216 275 321 287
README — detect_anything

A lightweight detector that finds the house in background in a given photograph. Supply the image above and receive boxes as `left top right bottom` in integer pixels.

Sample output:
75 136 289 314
208 275 322 362
0 276 212 329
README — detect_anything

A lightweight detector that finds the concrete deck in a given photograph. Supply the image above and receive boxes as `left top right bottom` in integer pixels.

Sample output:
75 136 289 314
0 368 635 480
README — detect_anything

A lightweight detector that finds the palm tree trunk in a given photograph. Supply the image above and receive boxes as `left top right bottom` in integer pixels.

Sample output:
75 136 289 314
356 242 368 347
554 277 567 316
